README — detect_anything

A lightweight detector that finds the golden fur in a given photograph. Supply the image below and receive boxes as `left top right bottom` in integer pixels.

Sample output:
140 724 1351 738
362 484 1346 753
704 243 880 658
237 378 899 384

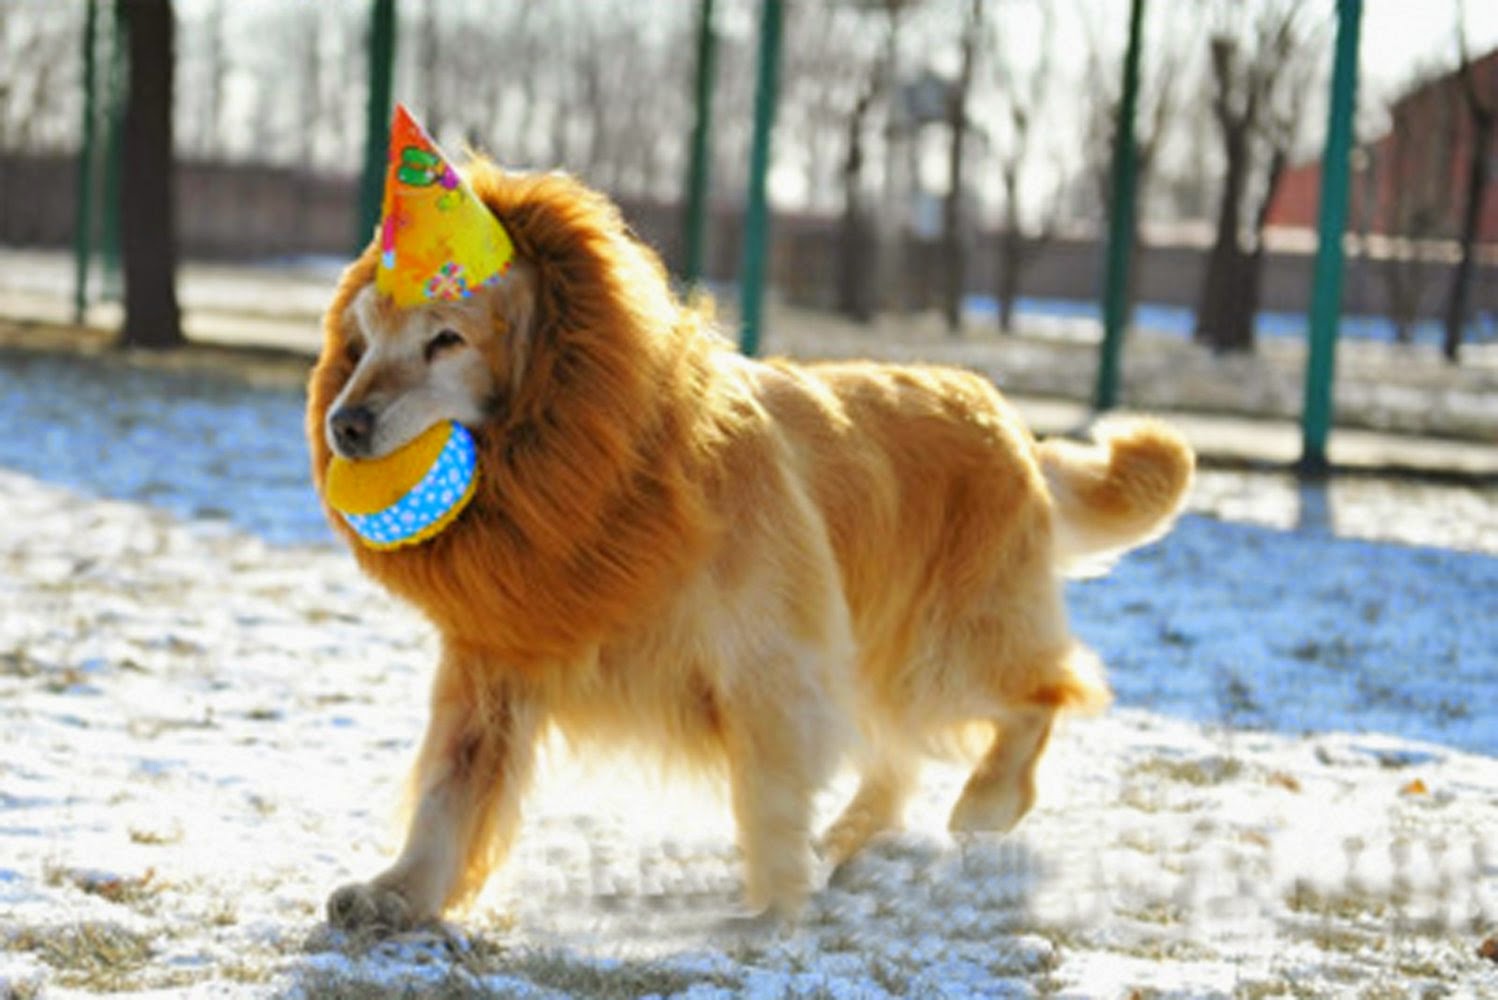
307 164 1194 932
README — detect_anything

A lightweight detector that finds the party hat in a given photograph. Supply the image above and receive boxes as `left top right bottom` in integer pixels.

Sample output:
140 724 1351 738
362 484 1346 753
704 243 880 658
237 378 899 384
375 104 514 307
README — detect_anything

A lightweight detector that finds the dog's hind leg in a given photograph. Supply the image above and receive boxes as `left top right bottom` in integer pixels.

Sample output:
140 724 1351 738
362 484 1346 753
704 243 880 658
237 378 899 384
946 707 1054 834
818 754 918 871
327 646 540 934
944 587 1108 835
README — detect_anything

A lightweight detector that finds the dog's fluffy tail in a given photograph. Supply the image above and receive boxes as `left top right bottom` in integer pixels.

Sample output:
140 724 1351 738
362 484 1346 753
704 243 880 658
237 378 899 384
1038 417 1194 577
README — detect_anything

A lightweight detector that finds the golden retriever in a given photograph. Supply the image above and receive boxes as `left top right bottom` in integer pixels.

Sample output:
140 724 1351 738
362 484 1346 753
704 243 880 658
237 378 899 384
306 164 1193 932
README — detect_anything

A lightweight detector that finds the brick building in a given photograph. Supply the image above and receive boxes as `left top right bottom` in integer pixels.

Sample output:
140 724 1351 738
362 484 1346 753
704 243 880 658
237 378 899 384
1268 47 1498 243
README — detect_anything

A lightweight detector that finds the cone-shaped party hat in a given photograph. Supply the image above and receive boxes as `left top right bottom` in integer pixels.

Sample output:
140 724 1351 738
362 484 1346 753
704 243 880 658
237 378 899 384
375 104 514 307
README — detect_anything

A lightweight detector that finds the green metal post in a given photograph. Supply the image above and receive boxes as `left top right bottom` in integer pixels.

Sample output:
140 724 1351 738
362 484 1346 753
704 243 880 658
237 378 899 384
739 0 783 356
356 0 397 251
73 0 100 324
100 2 126 301
1092 0 1145 412
1300 0 1362 475
683 0 717 289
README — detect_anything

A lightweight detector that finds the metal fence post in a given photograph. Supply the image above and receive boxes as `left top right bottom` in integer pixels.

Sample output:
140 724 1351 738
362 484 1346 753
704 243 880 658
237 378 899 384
1300 0 1363 474
739 0 783 356
1092 0 1145 412
683 0 717 290
357 0 397 252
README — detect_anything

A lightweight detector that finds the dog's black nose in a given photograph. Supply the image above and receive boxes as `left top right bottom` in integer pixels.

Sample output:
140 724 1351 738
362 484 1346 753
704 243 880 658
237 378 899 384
330 405 375 456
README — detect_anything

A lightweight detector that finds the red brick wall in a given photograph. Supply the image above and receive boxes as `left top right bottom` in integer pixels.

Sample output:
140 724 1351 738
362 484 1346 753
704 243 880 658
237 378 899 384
1269 48 1498 243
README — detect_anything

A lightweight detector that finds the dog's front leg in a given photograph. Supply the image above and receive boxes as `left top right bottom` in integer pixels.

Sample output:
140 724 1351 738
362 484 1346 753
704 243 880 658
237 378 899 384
328 645 539 934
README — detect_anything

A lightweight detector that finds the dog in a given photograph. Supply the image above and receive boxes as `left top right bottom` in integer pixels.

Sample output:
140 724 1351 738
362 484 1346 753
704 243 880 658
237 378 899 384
307 163 1194 932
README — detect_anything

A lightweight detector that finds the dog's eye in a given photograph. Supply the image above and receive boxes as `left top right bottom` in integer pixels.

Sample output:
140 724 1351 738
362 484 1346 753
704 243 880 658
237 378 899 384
424 329 465 362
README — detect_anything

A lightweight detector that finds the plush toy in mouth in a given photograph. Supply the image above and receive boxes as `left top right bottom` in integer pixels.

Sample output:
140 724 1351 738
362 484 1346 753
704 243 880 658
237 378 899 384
325 420 478 550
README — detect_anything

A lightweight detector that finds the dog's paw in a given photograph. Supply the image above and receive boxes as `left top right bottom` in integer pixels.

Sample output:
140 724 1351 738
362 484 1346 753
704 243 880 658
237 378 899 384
326 881 415 934
715 904 795 939
946 783 1034 835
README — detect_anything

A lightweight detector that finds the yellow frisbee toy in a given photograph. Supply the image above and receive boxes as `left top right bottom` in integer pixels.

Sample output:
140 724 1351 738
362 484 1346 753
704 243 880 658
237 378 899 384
325 421 478 550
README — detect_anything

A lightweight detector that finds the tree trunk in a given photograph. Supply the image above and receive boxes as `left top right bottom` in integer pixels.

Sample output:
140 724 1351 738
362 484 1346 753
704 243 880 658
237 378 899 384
994 165 1019 333
941 0 981 335
1443 112 1493 364
118 0 183 351
836 81 877 323
1222 147 1289 354
1384 251 1418 344
1195 123 1250 351
996 228 1023 333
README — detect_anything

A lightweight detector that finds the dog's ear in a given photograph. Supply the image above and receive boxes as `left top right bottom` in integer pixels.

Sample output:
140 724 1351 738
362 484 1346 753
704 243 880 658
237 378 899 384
489 263 537 396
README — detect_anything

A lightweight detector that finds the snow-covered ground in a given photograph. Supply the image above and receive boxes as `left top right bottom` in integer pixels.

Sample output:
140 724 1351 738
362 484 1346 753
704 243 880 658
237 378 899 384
2 348 1496 998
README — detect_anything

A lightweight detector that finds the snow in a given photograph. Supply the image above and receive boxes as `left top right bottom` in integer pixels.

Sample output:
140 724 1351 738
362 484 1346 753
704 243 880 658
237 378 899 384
2 349 1496 997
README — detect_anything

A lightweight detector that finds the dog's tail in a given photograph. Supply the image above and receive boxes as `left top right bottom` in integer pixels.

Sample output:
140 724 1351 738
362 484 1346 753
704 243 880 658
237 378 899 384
1037 417 1194 577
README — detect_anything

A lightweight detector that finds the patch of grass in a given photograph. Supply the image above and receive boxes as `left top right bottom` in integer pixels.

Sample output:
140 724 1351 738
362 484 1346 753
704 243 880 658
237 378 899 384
864 957 908 996
291 968 486 1000
1216 672 1263 723
1 978 44 1000
0 648 43 678
1288 637 1357 668
1030 929 1068 998
222 957 279 985
1234 978 1320 1000
1300 922 1379 956
1284 880 1393 921
45 864 162 909
9 921 154 991
1118 785 1199 814
1159 624 1194 648
1434 698 1471 722
1392 957 1450 982
302 929 741 1000
207 899 240 927
128 824 182 846
1357 984 1416 1000
1119 900 1186 927
498 949 740 999
296 949 740 1000
1115 829 1164 855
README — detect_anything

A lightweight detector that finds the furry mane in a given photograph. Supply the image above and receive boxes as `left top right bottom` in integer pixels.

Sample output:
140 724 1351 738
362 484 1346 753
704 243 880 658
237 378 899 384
308 163 728 668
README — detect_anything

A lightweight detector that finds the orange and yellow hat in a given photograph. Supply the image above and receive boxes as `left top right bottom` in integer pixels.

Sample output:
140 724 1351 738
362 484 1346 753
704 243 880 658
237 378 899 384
375 104 514 307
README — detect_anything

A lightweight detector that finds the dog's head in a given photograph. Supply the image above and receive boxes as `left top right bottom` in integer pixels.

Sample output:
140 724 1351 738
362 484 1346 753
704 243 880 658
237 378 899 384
319 267 534 461
309 161 687 483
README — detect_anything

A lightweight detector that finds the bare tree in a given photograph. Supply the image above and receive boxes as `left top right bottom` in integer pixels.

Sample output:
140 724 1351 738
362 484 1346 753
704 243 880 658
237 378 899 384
989 4 1061 333
941 0 984 335
177 0 228 159
1193 1 1322 354
837 52 885 322
790 0 907 322
0 7 82 153
117 0 182 350
1443 10 1497 364
295 6 322 169
417 0 443 138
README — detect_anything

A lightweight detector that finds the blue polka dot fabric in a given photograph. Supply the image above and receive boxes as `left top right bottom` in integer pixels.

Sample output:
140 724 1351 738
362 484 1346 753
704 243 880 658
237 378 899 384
344 423 477 548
